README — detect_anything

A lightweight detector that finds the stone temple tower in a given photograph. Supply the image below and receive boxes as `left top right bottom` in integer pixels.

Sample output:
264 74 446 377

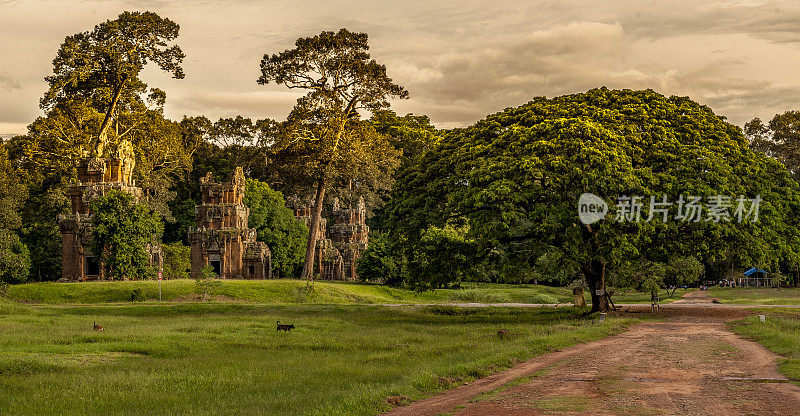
59 143 162 281
290 195 369 281
329 197 369 280
189 167 271 279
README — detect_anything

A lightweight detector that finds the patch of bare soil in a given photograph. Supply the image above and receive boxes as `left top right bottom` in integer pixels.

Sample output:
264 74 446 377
382 306 800 416
672 290 719 304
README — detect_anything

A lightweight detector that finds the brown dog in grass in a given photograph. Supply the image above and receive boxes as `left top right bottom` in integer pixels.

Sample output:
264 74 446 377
93 321 104 332
276 321 295 332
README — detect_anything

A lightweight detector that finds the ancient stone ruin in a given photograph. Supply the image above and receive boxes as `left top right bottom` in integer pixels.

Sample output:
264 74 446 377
189 167 271 279
291 196 369 281
59 143 162 281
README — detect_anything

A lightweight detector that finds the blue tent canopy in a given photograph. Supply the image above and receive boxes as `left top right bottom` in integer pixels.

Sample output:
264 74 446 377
743 267 767 276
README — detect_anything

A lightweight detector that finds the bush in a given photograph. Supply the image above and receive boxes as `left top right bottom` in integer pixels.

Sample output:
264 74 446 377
244 179 308 278
0 229 30 284
162 243 190 280
356 231 407 284
195 265 221 300
406 226 476 291
130 288 144 302
90 190 163 280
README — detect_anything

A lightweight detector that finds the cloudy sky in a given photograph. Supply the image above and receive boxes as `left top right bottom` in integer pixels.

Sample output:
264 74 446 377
2 0 800 136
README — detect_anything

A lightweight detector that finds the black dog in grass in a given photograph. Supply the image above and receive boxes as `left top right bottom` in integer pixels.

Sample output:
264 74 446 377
276 321 295 332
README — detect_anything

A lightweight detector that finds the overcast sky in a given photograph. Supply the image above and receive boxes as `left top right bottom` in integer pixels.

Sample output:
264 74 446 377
2 0 800 135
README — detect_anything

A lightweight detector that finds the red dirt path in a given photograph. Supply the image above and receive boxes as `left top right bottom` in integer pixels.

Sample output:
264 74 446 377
383 292 800 416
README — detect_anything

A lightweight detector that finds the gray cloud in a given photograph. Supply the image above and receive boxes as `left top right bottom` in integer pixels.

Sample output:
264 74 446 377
2 0 800 133
0 72 22 91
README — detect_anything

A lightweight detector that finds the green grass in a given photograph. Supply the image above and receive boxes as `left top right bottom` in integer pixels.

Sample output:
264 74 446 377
6 279 684 306
729 309 800 382
0 302 636 415
708 287 800 305
6 280 581 305
608 288 691 304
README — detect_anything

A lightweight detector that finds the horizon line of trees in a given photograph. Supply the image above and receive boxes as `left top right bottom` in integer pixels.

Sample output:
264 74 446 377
1 11 800 312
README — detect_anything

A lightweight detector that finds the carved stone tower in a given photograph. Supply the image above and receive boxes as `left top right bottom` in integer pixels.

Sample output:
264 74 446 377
59 143 162 281
189 167 271 279
292 202 343 280
290 196 369 281
329 197 369 280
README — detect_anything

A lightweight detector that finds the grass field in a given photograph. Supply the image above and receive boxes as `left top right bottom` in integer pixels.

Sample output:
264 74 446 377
6 279 684 306
0 300 635 415
608 288 691 304
708 287 800 305
729 309 800 382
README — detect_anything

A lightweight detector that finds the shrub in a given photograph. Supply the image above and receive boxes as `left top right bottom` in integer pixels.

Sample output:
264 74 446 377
162 243 190 280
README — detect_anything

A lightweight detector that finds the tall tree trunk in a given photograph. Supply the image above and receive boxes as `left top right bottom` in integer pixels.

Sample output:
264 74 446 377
583 259 609 312
301 177 327 282
94 79 127 157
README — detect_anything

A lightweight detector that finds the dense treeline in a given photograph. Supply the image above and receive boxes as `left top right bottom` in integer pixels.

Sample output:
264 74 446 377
2 11 800 312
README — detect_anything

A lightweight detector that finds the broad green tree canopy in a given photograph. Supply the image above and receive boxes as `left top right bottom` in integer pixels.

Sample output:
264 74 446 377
388 88 800 311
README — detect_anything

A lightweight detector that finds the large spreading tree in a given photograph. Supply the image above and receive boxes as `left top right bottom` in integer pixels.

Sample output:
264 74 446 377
388 88 800 311
41 10 185 158
258 28 407 281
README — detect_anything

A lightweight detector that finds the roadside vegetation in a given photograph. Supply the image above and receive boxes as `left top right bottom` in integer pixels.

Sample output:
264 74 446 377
0 302 635 416
729 309 800 382
709 287 800 305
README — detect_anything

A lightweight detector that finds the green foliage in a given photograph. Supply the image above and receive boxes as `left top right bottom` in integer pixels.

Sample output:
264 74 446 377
162 198 196 244
746 112 800 180
0 143 27 231
611 256 703 297
195 265 221 300
162 243 190 280
90 190 163 280
259 28 407 280
0 229 30 284
406 226 476 291
388 88 800 311
130 288 144 302
244 179 308 277
665 256 704 291
531 249 582 285
18 183 68 281
0 144 31 284
356 231 407 285
370 109 440 163
41 11 184 155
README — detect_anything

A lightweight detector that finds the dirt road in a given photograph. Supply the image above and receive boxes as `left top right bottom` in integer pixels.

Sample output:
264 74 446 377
383 293 800 416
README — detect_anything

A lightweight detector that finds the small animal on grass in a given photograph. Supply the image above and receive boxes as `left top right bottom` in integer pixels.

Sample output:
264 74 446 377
276 321 295 332
93 321 104 332
497 329 510 339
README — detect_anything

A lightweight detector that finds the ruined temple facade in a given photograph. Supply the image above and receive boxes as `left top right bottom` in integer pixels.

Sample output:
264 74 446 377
292 196 369 281
59 146 162 281
189 168 271 279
